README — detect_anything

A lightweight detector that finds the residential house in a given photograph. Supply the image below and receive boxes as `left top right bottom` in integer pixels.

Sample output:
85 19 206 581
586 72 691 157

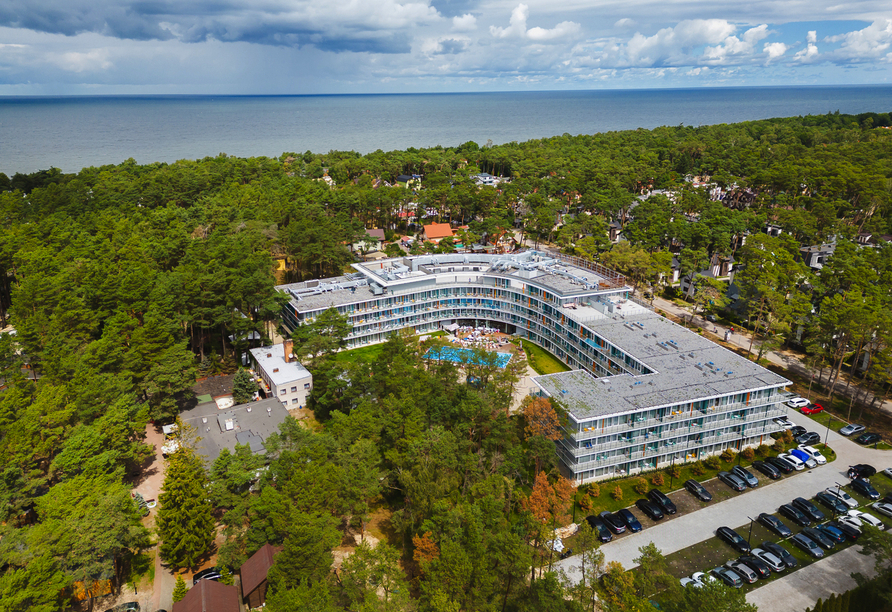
249 341 313 409
172 579 239 612
422 223 455 243
799 243 836 271
352 228 386 253
240 543 281 609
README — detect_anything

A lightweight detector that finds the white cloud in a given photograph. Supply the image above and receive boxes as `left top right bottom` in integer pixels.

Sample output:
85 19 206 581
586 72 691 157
825 19 892 63
452 14 477 31
702 24 770 64
48 49 113 73
614 18 636 30
807 30 817 44
528 21 582 41
764 42 787 61
491 4 581 43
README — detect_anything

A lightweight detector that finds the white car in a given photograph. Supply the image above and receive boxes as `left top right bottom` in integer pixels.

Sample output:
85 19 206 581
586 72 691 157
752 548 785 572
786 397 809 408
871 502 892 518
849 510 885 529
825 487 858 508
691 571 715 584
838 516 863 533
680 576 704 588
798 445 827 465
883 467 892 479
778 453 805 471
773 417 794 429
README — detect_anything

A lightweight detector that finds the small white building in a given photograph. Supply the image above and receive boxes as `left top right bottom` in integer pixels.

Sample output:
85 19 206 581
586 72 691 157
249 341 313 409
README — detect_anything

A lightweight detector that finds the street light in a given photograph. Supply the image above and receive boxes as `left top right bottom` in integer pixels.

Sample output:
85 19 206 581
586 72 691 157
746 516 756 548
669 454 676 490
835 482 845 517
824 415 833 446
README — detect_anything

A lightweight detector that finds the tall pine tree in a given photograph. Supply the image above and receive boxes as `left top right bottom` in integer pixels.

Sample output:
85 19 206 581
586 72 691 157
157 448 216 569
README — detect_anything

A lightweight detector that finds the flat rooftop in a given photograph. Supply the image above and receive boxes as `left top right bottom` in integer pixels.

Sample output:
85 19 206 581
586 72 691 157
534 310 790 420
249 344 311 386
179 397 290 464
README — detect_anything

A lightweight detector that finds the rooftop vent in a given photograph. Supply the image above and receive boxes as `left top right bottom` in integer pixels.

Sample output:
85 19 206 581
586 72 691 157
267 353 272 358
273 368 279 373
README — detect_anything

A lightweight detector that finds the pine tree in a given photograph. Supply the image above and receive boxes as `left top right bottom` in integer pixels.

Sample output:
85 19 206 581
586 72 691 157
157 448 216 569
172 575 187 602
232 368 255 405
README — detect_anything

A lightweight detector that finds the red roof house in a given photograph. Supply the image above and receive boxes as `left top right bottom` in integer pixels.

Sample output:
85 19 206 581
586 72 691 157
240 543 282 609
172 579 239 612
423 223 454 242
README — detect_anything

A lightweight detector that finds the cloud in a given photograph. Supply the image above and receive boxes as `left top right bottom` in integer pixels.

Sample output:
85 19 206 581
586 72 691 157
763 41 787 61
807 30 817 44
48 48 113 72
702 24 770 64
614 18 636 30
824 19 892 63
490 4 581 42
452 13 476 31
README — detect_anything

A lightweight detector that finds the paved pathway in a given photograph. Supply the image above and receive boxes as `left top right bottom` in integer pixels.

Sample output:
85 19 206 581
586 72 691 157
557 405 890 583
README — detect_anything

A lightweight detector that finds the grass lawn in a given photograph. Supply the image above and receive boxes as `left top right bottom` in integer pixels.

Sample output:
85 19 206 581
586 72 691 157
521 340 571 375
334 343 386 365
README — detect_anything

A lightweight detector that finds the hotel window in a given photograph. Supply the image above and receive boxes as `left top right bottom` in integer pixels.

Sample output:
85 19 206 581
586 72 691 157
292 398 299 405
304 383 311 389
291 386 297 393
280 388 286 396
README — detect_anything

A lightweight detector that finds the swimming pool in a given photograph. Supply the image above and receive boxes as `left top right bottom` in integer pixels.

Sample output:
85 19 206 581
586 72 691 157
423 347 513 368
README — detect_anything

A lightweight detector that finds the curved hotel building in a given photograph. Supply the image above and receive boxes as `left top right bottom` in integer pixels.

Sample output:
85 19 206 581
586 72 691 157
277 251 789 483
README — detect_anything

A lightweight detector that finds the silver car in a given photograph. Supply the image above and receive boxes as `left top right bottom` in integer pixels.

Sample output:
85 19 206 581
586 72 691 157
752 548 785 572
725 560 758 583
825 487 858 508
840 424 866 436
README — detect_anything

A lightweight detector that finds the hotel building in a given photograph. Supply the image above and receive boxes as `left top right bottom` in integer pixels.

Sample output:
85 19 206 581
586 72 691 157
276 251 789 483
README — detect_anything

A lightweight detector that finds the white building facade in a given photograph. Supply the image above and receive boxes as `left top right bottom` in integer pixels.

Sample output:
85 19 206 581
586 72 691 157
249 341 313 409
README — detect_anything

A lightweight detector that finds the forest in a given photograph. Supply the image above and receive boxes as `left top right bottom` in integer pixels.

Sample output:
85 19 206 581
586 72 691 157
1 110 892 611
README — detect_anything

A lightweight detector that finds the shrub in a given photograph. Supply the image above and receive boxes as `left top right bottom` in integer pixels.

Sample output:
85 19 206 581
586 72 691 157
691 461 706 476
756 444 771 457
704 455 722 470
578 494 593 511
741 447 755 461
773 439 785 452
633 478 648 495
720 448 735 462
782 430 794 444
612 485 623 501
667 464 682 479
587 483 600 498
651 472 665 486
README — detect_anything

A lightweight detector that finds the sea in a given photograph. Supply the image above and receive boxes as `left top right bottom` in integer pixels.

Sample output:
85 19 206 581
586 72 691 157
1 85 890 176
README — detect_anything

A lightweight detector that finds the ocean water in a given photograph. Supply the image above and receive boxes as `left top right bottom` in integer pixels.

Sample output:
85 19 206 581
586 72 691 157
1 86 890 175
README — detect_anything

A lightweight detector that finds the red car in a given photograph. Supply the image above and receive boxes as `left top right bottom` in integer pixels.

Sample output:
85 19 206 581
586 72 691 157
801 403 824 415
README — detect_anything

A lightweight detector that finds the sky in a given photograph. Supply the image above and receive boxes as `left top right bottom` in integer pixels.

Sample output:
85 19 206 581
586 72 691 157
0 0 891 94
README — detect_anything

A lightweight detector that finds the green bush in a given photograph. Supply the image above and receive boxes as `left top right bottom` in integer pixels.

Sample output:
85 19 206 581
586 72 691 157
773 439 785 452
612 485 623 501
691 461 706 476
782 429 794 444
756 444 771 457
667 464 682 479
587 483 600 498
704 455 722 470
741 447 755 461
633 478 648 495
720 448 735 462
651 472 665 487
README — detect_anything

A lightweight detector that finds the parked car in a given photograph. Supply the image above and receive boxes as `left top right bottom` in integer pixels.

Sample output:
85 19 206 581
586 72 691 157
801 403 824 415
103 604 140 612
647 489 677 515
725 560 758 583
738 556 772 579
718 471 747 492
731 466 759 488
836 516 864 535
751 548 785 572
871 502 892 518
757 513 792 537
802 527 836 550
778 452 805 471
192 567 222 585
856 433 882 446
827 520 860 541
791 533 825 558
684 479 713 502
761 541 798 568
717 526 751 553
786 397 809 409
789 448 818 469
635 498 664 521
773 416 794 429
617 508 643 532
710 566 743 588
680 576 704 589
795 431 822 446
814 492 849 515
848 464 877 479
691 571 715 585
883 467 892 479
816 524 847 544
584 516 614 542
790 425 807 437
882 493 892 505
599 511 627 535
848 510 886 530
792 497 826 522
779 503 811 527
798 445 827 465
851 478 881 500
752 460 781 480
766 456 795 474
825 488 858 509
705 314 718 323
840 424 866 436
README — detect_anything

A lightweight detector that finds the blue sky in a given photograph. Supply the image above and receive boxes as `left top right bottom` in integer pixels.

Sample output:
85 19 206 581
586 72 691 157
0 0 890 94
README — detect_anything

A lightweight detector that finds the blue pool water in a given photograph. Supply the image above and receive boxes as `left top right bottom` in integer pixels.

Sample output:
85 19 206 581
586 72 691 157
424 347 512 368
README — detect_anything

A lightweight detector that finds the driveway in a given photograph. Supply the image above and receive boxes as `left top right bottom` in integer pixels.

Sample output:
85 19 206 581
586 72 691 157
557 405 890 583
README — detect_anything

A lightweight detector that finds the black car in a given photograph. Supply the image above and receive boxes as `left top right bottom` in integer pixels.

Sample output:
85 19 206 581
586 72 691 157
816 524 846 544
684 479 712 502
718 471 747 492
648 489 677 515
778 503 811 527
828 520 860 541
855 433 881 445
103 604 140 612
192 567 222 585
761 541 798 568
881 493 892 505
635 498 664 521
757 513 792 537
851 478 881 500
802 527 836 550
752 460 781 480
738 556 772 579
789 425 807 437
617 508 642 533
792 497 826 522
731 465 759 488
599 511 626 534
795 431 821 446
814 492 849 515
848 464 877 479
766 456 795 474
717 526 751 553
584 515 614 543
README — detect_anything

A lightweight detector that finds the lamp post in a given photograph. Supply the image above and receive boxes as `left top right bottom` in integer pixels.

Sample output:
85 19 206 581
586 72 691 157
824 415 833 447
747 516 756 548
669 454 676 490
833 481 846 518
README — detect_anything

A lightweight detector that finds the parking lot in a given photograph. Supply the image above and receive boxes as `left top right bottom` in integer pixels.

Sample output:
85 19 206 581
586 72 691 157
557 405 891 608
